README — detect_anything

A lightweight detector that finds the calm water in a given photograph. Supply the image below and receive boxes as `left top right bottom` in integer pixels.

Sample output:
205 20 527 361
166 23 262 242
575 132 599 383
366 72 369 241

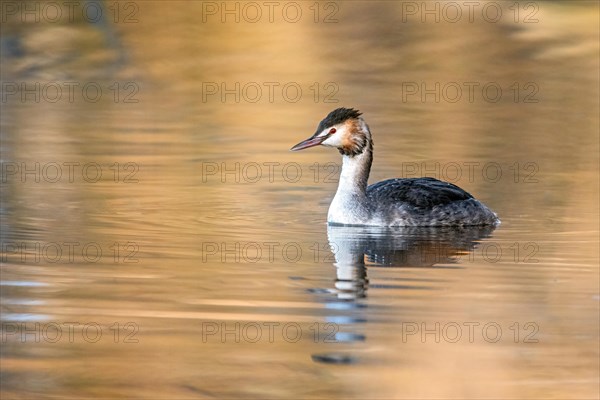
1 1 599 399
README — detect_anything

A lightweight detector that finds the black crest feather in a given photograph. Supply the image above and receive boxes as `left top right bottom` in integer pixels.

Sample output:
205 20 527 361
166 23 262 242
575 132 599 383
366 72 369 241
316 108 362 133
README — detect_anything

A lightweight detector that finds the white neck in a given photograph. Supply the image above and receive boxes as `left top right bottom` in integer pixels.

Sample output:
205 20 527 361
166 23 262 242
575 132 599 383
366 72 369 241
327 126 373 225
338 148 372 195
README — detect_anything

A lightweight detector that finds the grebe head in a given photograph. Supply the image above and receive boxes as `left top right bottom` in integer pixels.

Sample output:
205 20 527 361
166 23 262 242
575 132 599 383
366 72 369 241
290 108 371 156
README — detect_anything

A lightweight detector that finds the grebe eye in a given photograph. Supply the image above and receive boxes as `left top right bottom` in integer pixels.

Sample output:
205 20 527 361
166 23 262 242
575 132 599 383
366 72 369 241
329 128 336 134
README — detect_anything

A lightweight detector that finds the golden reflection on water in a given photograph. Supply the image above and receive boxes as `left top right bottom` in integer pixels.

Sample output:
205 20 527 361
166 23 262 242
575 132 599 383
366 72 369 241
1 1 599 399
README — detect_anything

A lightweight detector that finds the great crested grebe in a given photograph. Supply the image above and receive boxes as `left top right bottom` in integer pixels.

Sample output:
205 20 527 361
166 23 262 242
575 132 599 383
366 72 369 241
291 108 499 226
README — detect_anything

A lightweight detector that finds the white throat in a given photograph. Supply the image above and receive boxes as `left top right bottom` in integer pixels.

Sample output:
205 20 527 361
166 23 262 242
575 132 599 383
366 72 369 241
338 150 371 194
327 128 373 225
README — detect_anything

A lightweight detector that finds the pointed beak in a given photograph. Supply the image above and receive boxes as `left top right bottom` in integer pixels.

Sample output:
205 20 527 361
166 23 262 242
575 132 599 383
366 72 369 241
290 134 329 151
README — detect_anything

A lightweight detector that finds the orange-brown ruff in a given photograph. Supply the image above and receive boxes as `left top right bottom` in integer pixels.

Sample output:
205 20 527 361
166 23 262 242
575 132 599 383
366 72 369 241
338 118 370 157
291 108 499 226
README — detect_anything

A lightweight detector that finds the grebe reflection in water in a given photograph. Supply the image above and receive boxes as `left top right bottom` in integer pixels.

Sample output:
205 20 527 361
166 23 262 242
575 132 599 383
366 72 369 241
325 224 497 300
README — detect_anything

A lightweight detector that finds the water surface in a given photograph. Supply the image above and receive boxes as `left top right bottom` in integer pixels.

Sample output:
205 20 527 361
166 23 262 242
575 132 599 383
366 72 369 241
1 1 599 399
